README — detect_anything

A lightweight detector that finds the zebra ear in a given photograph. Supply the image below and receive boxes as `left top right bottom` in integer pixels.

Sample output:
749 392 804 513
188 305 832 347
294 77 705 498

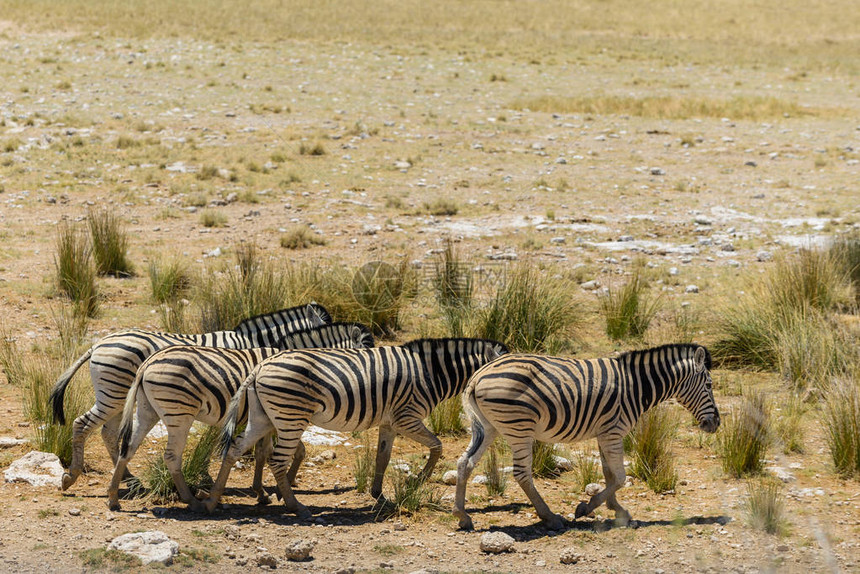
694 347 706 373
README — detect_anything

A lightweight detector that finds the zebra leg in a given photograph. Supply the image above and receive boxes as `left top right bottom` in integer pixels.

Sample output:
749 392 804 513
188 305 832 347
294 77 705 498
201 413 275 513
269 424 312 518
393 418 443 484
106 403 159 511
64 405 111 490
509 436 565 530
453 421 497 530
251 434 279 505
102 414 135 481
575 437 630 525
370 424 397 499
286 440 306 487
163 418 197 508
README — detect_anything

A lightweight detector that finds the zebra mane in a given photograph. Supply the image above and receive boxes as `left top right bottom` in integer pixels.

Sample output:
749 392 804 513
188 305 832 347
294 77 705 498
277 322 374 349
401 337 509 355
232 302 331 332
617 343 711 370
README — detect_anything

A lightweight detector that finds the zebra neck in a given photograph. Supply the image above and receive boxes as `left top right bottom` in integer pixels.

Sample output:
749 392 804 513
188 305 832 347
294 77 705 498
619 349 687 421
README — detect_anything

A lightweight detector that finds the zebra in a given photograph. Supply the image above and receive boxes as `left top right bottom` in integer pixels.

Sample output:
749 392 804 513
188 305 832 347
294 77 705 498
107 322 373 511
50 302 330 491
452 344 720 531
199 338 508 516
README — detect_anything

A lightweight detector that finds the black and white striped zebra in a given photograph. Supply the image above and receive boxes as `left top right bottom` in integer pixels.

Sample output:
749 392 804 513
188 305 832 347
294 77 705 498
50 302 330 491
453 344 720 530
200 338 508 515
107 322 373 511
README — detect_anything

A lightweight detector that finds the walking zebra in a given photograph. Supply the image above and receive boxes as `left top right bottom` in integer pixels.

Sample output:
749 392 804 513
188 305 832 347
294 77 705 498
50 302 329 490
453 344 720 530
107 322 373 511
200 338 508 515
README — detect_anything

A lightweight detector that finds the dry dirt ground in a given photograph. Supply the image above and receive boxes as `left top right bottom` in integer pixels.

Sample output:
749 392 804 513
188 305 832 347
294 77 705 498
0 12 859 574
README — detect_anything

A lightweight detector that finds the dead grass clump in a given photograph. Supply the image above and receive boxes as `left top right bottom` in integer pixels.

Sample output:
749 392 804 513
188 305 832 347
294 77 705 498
745 478 789 535
133 425 219 503
532 441 559 478
569 448 602 492
280 226 326 250
54 221 99 317
716 390 771 478
823 379 860 479
88 208 134 277
600 268 661 341
419 199 459 216
148 256 193 304
514 95 822 121
626 406 678 493
434 240 474 338
774 395 806 455
298 142 326 156
199 209 227 228
352 433 375 494
427 396 466 436
483 441 508 497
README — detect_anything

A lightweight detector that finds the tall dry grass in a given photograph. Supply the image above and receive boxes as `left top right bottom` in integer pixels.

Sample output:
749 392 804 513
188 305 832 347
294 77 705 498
88 208 134 278
55 221 99 318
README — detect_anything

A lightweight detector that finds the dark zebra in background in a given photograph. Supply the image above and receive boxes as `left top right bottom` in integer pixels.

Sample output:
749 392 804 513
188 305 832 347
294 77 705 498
453 344 720 531
200 338 508 515
50 302 330 490
107 322 373 511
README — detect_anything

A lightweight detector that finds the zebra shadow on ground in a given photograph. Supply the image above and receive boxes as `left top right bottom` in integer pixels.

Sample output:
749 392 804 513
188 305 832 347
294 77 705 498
470 502 732 541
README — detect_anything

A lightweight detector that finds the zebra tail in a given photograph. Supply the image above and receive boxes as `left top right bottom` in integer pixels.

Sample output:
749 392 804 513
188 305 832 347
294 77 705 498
461 377 490 460
49 347 93 425
220 365 259 458
119 369 145 459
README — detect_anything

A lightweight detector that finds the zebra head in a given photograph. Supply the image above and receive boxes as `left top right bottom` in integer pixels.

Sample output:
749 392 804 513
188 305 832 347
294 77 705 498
675 346 720 433
348 322 375 348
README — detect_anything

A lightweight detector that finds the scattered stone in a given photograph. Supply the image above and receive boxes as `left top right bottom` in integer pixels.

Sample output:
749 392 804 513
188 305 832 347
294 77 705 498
745 161 757 167
767 466 796 483
550 236 566 244
442 470 459 485
559 547 583 564
284 538 316 561
224 192 238 204
407 569 439 574
580 280 600 291
694 216 713 225
310 449 336 464
335 569 356 574
618 235 634 242
205 247 222 258
0 437 28 448
480 531 515 554
650 167 665 176
584 483 603 497
393 522 407 531
69 507 81 516
471 474 488 485
685 285 699 294
487 252 518 261
256 549 278 568
776 544 790 552
394 160 412 169
553 455 573 472
668 267 679 276
4 451 65 488
721 243 736 252
108 531 179 566
236 556 249 566
756 250 773 262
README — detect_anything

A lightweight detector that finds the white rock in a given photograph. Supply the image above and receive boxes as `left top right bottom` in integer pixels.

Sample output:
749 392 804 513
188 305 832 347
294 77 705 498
0 437 28 448
580 280 601 291
303 425 347 446
108 531 179 565
584 483 603 497
471 474 488 485
4 451 64 488
650 167 666 176
553 455 573 472
442 470 459 485
694 216 713 225
668 267 679 276
284 538 316 561
256 549 278 568
560 547 583 564
205 247 222 258
756 250 774 262
685 285 699 293
480 531 515 554
767 466 796 483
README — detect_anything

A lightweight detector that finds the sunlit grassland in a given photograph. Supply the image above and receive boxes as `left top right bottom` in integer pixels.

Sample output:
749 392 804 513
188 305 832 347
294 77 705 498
0 0 858 72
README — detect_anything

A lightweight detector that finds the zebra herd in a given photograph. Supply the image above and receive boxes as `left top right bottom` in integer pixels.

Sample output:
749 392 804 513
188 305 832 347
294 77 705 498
50 302 720 530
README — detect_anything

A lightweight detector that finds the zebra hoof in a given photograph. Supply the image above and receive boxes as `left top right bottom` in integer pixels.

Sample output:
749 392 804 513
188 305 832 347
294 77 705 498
456 515 474 531
543 515 565 531
107 499 121 512
257 494 271 506
574 502 589 519
61 473 75 491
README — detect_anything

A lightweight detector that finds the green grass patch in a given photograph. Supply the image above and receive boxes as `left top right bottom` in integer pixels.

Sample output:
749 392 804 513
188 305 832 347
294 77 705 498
199 208 227 228
88 208 134 277
716 390 771 478
600 267 661 341
79 548 142 570
427 396 466 436
55 220 99 317
823 379 860 479
625 406 678 493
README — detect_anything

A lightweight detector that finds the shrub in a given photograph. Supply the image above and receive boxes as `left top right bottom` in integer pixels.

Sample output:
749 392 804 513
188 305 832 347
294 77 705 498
427 396 466 436
775 307 855 391
774 395 806 455
352 435 375 495
717 390 770 478
830 234 860 307
148 257 192 304
433 239 473 309
386 462 443 515
474 263 580 353
137 425 219 503
196 244 292 332
745 478 789 535
298 142 326 156
199 208 227 228
88 208 134 277
532 441 559 478
55 221 99 317
601 268 661 341
569 448 602 492
823 379 860 478
421 199 459 216
280 226 326 250
483 441 508 497
626 406 678 493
